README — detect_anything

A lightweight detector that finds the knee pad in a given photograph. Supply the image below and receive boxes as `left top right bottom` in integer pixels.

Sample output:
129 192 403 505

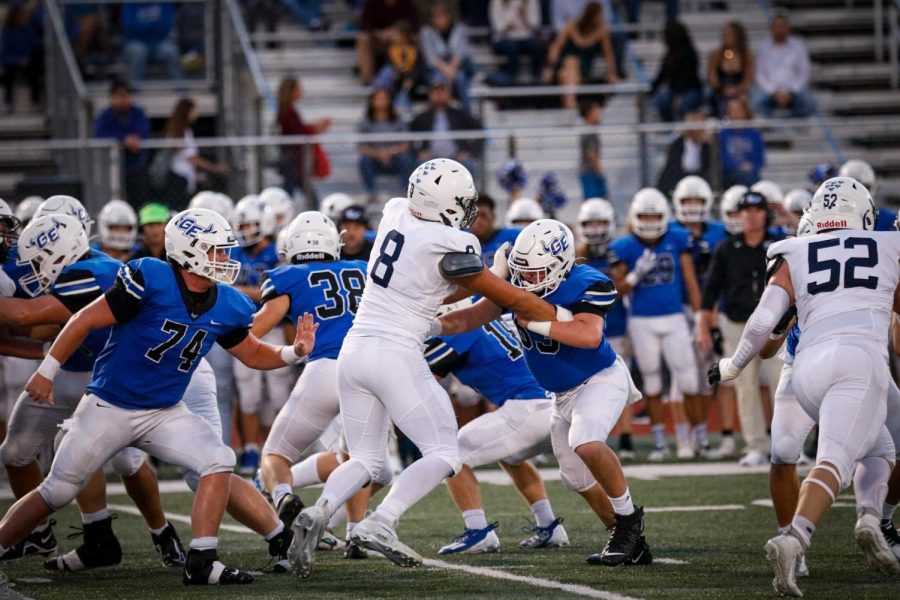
423 445 462 477
372 454 394 487
672 368 699 397
771 435 804 465
38 474 83 511
196 444 236 478
642 371 662 397
558 459 595 493
182 469 200 492
0 435 39 468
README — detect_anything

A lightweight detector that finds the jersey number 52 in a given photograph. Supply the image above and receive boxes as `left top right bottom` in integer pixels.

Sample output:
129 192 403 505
806 237 879 295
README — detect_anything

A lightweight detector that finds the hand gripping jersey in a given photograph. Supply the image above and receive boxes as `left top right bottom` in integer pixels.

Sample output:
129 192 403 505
425 319 549 406
670 219 727 288
513 264 618 392
609 227 691 317
768 230 900 354
88 257 256 410
583 249 627 338
350 197 481 345
479 227 520 267
233 242 280 288
784 322 800 365
261 259 368 362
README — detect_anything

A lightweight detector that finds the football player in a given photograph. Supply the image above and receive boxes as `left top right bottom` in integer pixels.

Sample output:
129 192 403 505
709 177 900 596
288 159 562 578
505 198 545 229
719 185 746 235
782 189 813 236
13 196 42 228
0 208 319 585
839 158 896 231
469 195 521 266
96 200 138 261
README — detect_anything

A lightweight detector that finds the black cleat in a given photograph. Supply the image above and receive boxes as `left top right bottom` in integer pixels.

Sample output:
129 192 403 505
44 517 122 572
182 549 254 585
0 521 57 561
881 519 900 561
343 540 368 560
586 507 650 567
152 522 186 567
276 493 305 532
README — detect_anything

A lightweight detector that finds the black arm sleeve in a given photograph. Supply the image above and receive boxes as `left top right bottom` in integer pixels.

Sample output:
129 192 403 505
51 269 101 314
424 338 467 378
259 274 286 305
700 243 727 310
569 280 617 318
217 327 250 350
772 305 797 336
104 268 145 324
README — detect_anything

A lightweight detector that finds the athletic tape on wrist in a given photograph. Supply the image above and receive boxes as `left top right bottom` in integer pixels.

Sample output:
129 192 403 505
37 355 61 380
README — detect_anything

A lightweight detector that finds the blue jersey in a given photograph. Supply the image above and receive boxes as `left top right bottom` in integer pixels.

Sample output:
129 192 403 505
88 258 256 410
233 242 279 288
514 264 618 392
609 228 691 317
875 207 897 232
425 319 549 406
670 220 727 289
583 249 627 338
261 259 367 362
3 245 33 298
478 227 520 266
785 322 800 359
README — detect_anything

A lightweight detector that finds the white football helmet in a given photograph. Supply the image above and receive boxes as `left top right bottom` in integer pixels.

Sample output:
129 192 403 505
784 188 813 216
809 176 875 232
276 228 289 261
751 180 784 206
14 196 42 226
507 219 575 296
672 176 713 223
35 195 94 238
407 158 478 229
232 194 277 247
720 185 747 234
628 188 670 239
16 214 89 297
319 193 355 222
796 213 815 237
505 198 545 227
577 198 615 246
259 186 295 230
189 191 235 222
283 211 343 263
0 198 21 262
98 199 137 250
838 159 877 198
165 208 240 285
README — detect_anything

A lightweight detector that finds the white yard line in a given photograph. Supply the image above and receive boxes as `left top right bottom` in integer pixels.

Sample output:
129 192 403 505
107 503 254 535
474 463 774 486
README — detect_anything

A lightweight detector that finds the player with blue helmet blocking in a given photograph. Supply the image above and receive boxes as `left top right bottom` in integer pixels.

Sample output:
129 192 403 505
439 219 651 567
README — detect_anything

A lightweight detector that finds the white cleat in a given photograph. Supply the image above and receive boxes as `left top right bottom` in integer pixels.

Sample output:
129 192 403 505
350 518 423 568
676 443 695 460
288 506 326 579
738 450 768 467
765 534 804 598
854 513 900 574
708 436 737 460
796 552 809 578
647 445 669 462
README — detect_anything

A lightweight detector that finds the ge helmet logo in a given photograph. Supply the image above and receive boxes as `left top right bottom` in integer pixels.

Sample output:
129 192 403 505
540 232 569 256
176 215 216 238
824 180 843 192
28 219 65 249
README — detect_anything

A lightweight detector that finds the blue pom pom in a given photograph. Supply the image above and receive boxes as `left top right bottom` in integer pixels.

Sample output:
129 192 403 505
496 158 528 193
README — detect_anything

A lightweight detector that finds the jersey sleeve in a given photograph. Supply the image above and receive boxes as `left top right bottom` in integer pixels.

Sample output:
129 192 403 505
674 228 692 254
570 278 617 317
424 337 467 377
216 288 256 349
441 228 482 256
105 261 147 323
607 238 631 268
259 269 289 305
51 268 104 313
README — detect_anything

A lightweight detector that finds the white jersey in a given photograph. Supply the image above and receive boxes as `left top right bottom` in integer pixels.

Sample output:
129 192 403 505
0 268 14 298
350 197 481 346
768 230 900 354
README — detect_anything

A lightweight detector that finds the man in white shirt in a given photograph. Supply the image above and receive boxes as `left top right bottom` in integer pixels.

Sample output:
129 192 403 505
751 14 815 119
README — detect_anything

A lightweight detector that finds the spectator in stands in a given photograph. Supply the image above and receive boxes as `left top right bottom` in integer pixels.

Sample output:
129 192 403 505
158 98 229 210
544 1 618 109
338 205 375 261
66 2 110 78
276 76 332 196
94 80 150 207
130 202 169 260
358 88 416 202
719 97 764 187
656 110 712 195
488 0 543 85
420 2 473 111
280 0 327 31
409 72 484 174
750 13 814 119
649 20 702 122
707 21 753 119
122 2 183 85
578 96 607 199
552 0 627 81
245 0 279 48
357 0 419 85
370 20 421 120
1 0 43 113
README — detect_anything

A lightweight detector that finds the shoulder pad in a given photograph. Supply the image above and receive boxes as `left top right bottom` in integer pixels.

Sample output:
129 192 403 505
766 237 791 260
439 252 484 279
765 254 785 281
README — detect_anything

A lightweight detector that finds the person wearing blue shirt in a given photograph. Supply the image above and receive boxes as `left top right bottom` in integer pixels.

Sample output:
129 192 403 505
121 2 183 84
0 208 318 586
425 309 567 556
720 98 765 187
609 188 703 462
469 195 520 266
94 81 151 207
438 219 652 568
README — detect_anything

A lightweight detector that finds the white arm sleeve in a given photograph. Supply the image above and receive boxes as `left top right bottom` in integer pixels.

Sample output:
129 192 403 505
731 285 792 370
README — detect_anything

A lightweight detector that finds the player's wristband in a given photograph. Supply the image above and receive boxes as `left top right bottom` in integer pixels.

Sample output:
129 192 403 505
36 355 61 381
280 345 304 365
625 272 640 288
526 321 552 337
427 319 443 337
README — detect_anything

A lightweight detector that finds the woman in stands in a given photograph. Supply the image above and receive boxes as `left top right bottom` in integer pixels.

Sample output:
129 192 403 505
357 88 416 203
275 77 332 198
420 2 473 111
707 21 754 119
649 21 703 122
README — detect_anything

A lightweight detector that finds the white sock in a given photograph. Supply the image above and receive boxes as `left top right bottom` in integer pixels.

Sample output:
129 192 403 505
290 453 324 488
609 488 635 516
694 423 709 447
264 522 284 541
150 524 168 536
462 509 488 530
853 456 891 515
189 536 218 551
790 515 815 549
675 422 691 447
315 459 371 519
81 508 109 524
777 525 790 535
530 499 555 528
651 424 666 448
346 522 358 539
243 443 259 453
272 483 293 509
328 504 347 529
374 455 452 526
883 502 897 523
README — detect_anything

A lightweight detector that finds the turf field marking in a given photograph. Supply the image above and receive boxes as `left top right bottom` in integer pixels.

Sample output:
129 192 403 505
751 499 856 509
474 463 770 486
653 558 688 565
108 504 255 535
491 504 744 519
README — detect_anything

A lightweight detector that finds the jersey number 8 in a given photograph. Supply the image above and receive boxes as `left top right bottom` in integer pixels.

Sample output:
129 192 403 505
372 230 405 288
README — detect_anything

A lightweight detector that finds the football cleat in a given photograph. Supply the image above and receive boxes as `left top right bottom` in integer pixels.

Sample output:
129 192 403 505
238 449 260 475
152 522 186 567
647 445 669 462
288 506 326 578
766 534 804 597
676 442 695 460
796 552 810 578
707 436 737 460
880 519 900 561
696 442 713 459
854 512 900 574
276 493 305 533
182 549 253 585
0 572 32 600
44 517 122 572
438 523 500 555
617 448 636 461
520 517 569 549
587 507 649 566
738 450 768 467
344 540 368 560
0 521 57 561
318 529 344 552
350 518 422 568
